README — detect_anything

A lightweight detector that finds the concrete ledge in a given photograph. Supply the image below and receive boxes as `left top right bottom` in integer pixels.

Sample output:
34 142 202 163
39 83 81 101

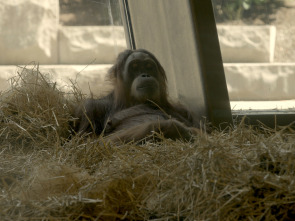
0 65 113 96
224 63 295 100
2 63 295 102
231 100 295 111
217 25 276 63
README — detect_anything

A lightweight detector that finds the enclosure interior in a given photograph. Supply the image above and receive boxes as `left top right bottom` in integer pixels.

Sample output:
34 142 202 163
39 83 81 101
0 0 294 126
1 1 295 220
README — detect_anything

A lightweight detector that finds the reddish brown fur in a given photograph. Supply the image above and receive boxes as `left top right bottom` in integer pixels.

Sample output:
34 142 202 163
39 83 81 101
74 49 199 142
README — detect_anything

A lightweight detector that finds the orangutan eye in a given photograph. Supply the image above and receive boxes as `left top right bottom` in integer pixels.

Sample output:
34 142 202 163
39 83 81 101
146 62 156 70
130 62 139 72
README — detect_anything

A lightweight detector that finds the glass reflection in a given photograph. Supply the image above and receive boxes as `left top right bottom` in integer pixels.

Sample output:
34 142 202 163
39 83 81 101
212 0 295 111
0 0 126 95
60 0 122 26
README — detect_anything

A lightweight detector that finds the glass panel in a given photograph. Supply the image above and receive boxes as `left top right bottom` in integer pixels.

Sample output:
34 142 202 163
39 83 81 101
212 0 295 112
0 0 127 95
121 0 207 118
120 0 233 126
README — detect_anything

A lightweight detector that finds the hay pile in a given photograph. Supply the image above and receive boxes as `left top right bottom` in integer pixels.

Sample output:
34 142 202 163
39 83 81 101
1 67 295 221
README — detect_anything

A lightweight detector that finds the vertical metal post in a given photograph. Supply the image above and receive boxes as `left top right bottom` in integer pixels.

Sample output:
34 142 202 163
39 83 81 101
119 0 135 49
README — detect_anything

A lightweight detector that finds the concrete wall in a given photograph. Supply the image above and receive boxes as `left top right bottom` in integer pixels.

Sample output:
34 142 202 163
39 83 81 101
0 0 294 103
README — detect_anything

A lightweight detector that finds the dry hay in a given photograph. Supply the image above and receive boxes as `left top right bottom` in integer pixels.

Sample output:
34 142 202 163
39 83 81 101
1 66 295 221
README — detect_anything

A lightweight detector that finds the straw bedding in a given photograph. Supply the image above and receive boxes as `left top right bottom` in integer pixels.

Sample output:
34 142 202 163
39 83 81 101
1 66 295 220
